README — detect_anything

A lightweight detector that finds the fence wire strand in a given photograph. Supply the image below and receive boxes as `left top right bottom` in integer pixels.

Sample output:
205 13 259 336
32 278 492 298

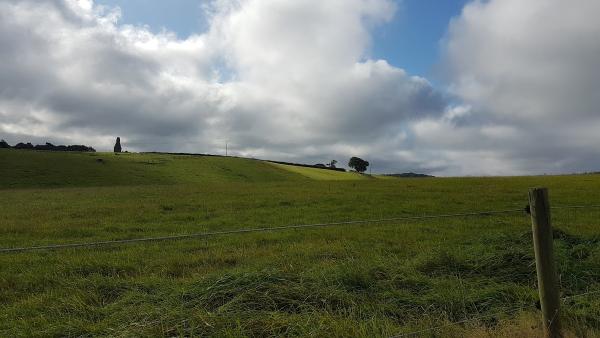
3 204 600 254
551 204 600 210
0 208 526 253
561 290 600 301
388 202 600 338
2 202 599 335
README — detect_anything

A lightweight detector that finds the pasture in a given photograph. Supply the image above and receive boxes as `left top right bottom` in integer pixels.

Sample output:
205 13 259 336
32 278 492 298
0 149 599 337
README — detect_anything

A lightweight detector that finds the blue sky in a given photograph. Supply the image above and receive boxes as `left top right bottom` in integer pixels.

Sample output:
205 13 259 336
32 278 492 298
96 0 209 36
371 0 467 77
97 0 468 78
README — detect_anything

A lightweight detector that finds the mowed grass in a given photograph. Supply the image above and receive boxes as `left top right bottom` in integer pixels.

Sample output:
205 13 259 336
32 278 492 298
270 163 367 180
0 149 599 337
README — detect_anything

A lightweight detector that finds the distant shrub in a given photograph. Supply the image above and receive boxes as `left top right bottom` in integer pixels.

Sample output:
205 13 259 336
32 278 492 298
0 139 10 148
385 172 434 178
267 160 346 172
67 145 96 152
14 142 34 149
34 142 57 151
11 141 95 152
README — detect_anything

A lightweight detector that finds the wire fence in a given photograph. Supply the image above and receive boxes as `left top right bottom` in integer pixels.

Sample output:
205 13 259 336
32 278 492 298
1 200 599 336
386 204 600 337
0 208 527 253
1 204 596 254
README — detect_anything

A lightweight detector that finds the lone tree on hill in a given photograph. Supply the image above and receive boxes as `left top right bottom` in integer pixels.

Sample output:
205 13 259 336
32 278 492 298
0 139 10 148
348 157 369 173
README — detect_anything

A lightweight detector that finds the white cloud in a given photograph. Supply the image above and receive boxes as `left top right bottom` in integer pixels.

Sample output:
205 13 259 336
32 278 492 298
418 0 600 175
446 0 600 123
3 0 599 176
0 0 445 173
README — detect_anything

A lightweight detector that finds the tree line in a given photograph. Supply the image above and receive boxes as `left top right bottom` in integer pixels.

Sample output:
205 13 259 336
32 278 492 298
1 137 373 173
0 140 95 152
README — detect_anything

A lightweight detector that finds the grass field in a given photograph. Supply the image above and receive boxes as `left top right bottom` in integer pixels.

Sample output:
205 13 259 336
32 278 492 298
270 163 367 180
1 149 599 337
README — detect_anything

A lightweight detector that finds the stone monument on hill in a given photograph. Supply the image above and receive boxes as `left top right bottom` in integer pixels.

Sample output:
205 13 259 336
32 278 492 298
114 137 122 153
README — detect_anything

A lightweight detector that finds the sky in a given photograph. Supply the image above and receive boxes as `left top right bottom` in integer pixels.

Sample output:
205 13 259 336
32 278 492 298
95 0 468 77
1 0 600 176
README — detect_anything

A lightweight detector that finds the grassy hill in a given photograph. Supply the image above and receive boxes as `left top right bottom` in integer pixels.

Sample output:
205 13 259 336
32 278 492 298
0 149 369 189
1 149 599 337
0 150 311 189
270 162 368 180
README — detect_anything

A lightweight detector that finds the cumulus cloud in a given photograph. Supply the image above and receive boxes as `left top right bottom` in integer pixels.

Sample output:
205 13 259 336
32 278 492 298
0 0 446 172
1 0 215 148
3 0 598 176
424 0 600 175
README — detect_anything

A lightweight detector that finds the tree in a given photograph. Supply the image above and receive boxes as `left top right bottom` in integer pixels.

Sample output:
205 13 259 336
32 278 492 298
348 157 369 173
0 139 10 149
14 142 34 149
327 160 337 168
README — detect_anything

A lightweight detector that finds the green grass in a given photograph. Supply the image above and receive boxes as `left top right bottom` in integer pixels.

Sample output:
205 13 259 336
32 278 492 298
1 149 599 337
0 149 305 189
270 163 367 180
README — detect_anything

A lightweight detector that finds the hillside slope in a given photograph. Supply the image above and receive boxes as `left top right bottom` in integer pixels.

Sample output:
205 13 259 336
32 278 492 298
2 148 600 336
0 150 309 189
269 162 368 180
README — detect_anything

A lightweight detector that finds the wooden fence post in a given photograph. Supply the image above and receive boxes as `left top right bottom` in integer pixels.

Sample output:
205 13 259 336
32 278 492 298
528 187 562 338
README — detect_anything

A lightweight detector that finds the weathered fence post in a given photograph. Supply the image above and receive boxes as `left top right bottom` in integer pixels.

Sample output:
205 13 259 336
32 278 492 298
528 187 562 338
